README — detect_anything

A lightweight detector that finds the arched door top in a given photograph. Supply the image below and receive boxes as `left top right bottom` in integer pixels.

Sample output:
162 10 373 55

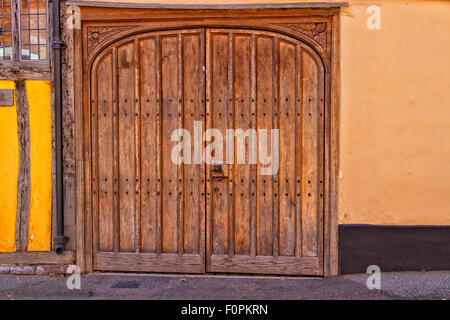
88 25 328 74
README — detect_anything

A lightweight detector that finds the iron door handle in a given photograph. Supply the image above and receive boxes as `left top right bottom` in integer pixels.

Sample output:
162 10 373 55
211 164 228 180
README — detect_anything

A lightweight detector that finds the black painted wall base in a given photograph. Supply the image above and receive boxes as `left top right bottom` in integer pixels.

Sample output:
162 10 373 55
339 225 450 274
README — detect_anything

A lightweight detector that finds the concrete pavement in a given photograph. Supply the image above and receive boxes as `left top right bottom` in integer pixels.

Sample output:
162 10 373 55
0 271 448 300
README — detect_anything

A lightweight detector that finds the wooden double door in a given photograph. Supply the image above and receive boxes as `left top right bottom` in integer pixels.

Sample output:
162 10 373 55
90 28 324 276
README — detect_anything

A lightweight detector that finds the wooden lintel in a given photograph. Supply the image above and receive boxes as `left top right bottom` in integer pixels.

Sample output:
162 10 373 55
67 1 349 9
0 63 52 81
0 251 76 265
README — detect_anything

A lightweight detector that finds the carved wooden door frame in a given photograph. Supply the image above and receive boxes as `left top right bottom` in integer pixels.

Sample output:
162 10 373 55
73 6 341 276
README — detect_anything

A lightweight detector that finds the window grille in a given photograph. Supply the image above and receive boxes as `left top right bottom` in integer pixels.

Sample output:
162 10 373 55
20 0 48 60
0 0 12 61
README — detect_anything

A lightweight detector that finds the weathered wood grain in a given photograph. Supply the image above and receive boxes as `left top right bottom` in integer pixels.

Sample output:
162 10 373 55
15 80 31 252
139 36 158 253
161 34 179 254
0 251 76 265
209 32 229 257
210 254 321 276
278 39 297 257
95 252 203 273
78 8 340 276
301 51 320 258
256 35 274 257
96 53 114 252
206 29 325 275
117 41 136 252
233 33 252 257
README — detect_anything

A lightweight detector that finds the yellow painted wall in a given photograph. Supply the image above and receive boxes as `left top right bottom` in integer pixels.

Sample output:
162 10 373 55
27 81 53 251
0 80 52 253
0 81 19 252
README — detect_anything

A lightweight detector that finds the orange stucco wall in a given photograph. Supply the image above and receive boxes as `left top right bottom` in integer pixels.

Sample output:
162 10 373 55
339 0 450 225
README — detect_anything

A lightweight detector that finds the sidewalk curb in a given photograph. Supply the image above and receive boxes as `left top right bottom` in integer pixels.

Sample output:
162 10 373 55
0 264 74 276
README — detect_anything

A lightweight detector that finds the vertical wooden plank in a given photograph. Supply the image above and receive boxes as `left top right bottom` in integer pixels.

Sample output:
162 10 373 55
226 32 235 258
329 11 341 276
61 2 76 252
206 29 214 272
117 42 136 252
91 71 99 258
83 25 94 270
177 33 184 256
11 0 20 61
256 35 274 257
74 27 85 271
233 33 251 256
301 51 319 257
278 40 296 257
139 37 157 253
210 32 229 255
96 53 114 252
134 39 142 254
155 36 163 256
249 34 257 258
199 29 206 272
15 80 30 252
161 35 179 254
272 37 280 258
205 29 212 269
317 62 325 268
295 45 303 259
182 32 202 255
112 47 120 254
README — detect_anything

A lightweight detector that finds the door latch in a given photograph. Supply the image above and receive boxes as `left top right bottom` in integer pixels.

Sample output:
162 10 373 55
211 161 228 180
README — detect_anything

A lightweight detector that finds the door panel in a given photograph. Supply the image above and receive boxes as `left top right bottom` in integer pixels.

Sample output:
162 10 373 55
90 27 324 275
206 29 324 276
91 29 206 273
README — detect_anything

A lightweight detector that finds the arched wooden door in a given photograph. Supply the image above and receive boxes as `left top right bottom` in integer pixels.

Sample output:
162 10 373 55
90 28 325 276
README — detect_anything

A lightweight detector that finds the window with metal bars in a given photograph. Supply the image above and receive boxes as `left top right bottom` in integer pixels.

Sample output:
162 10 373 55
0 0 48 62
0 0 13 60
20 0 48 60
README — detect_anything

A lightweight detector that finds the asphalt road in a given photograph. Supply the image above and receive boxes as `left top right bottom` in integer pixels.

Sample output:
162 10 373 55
0 271 448 300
